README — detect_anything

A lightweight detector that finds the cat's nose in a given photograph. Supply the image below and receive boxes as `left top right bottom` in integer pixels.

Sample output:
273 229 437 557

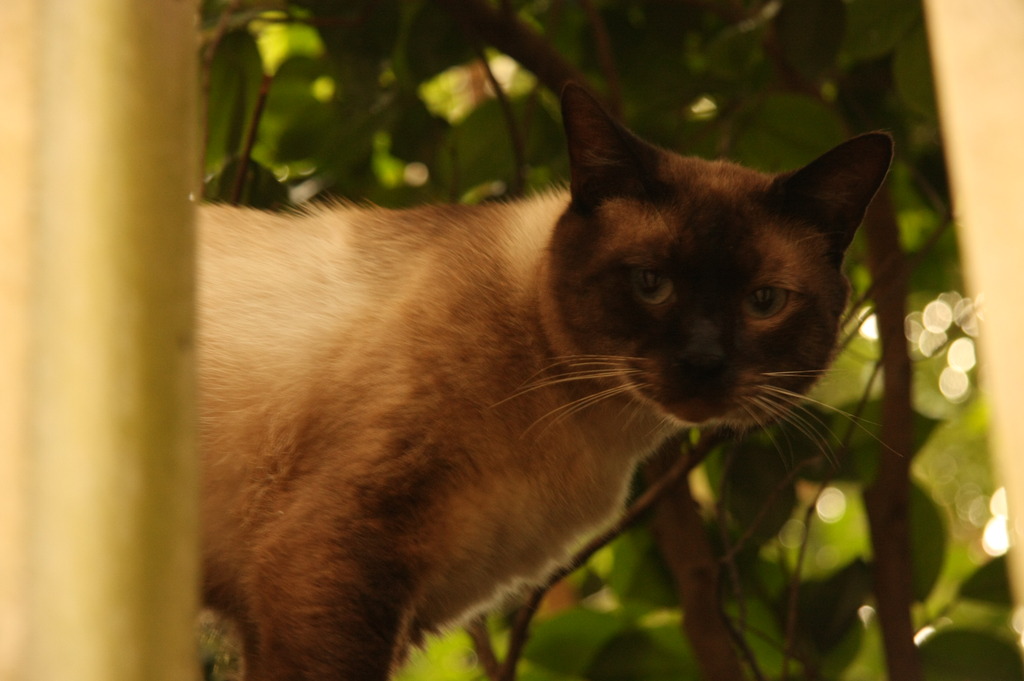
675 319 726 376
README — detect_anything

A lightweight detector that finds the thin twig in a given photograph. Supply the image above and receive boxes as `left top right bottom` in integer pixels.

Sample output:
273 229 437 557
716 445 749 627
495 432 717 680
471 43 527 195
517 0 567 157
719 455 813 565
840 215 954 333
467 616 501 680
230 71 273 206
718 605 771 681
779 486 821 681
720 360 883 680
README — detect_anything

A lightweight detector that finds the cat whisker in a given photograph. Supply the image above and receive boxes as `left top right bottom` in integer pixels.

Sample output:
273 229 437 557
528 354 645 380
760 390 842 443
759 384 899 457
495 367 644 407
745 391 838 464
524 382 639 436
613 395 671 446
761 369 829 378
504 355 633 391
536 354 648 376
651 413 680 441
739 398 797 465
545 353 648 363
526 367 643 389
494 356 646 407
738 396 778 438
772 399 840 464
760 384 875 428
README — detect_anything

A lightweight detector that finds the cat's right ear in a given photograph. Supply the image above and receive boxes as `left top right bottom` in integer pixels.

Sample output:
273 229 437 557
560 83 653 213
775 132 894 258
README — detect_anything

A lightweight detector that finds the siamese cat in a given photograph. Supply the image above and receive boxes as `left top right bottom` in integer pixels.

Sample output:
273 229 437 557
198 84 893 680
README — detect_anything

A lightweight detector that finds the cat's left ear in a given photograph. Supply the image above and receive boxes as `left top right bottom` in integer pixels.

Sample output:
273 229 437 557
560 83 659 214
775 132 894 257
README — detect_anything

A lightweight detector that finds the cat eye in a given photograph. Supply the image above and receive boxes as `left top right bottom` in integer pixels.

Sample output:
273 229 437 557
746 286 789 319
630 268 675 305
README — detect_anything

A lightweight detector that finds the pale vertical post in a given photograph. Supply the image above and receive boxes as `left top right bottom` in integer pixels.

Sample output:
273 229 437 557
0 0 36 678
923 1 1024 602
28 0 199 680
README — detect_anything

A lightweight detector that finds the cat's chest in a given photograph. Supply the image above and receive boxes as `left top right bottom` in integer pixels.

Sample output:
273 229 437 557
414 411 661 629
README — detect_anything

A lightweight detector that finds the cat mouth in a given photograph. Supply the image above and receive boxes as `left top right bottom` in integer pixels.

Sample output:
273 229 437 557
625 373 750 427
659 399 758 429
661 398 731 424
627 381 749 428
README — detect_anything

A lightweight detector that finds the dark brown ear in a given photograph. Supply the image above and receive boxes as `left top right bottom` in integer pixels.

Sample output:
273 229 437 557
774 132 894 257
560 83 658 213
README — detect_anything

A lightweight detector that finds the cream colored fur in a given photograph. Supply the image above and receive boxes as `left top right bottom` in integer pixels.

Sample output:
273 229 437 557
197 194 674 634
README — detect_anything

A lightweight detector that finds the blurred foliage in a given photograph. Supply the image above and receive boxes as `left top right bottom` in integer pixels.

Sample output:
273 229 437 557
198 0 1019 679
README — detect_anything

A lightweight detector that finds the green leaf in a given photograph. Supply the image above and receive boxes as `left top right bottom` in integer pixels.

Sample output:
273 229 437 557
435 98 519 200
818 621 866 679
524 609 629 676
605 526 678 608
205 30 264 173
395 2 471 86
732 94 846 171
920 629 1024 681
910 481 946 602
960 556 1013 606
713 438 798 545
301 0 400 69
893 24 938 121
705 22 768 81
587 626 698 681
600 3 701 107
204 157 289 209
774 0 846 82
517 667 586 681
258 56 336 163
388 98 450 171
796 559 873 653
841 0 922 63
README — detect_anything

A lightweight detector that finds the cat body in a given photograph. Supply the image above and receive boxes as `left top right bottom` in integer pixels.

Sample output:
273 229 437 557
198 85 892 680
198 193 667 664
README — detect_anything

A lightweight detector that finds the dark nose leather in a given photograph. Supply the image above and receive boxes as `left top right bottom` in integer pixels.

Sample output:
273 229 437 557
675 318 726 377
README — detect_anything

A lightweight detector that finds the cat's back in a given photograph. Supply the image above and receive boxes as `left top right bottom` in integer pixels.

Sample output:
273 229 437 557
196 194 567 391
198 201 431 344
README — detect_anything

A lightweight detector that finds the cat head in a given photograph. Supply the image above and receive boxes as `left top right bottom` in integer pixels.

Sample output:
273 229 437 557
540 84 892 429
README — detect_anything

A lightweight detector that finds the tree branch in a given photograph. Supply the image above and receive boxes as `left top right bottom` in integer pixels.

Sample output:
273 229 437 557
860 185 924 681
432 0 601 105
647 442 750 681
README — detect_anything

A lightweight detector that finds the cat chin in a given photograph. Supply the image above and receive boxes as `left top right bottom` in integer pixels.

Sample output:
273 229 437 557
655 400 762 432
624 385 752 431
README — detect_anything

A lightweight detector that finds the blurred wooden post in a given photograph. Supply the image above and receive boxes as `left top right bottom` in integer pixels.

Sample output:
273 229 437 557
24 1 199 680
0 0 36 677
923 0 1024 608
